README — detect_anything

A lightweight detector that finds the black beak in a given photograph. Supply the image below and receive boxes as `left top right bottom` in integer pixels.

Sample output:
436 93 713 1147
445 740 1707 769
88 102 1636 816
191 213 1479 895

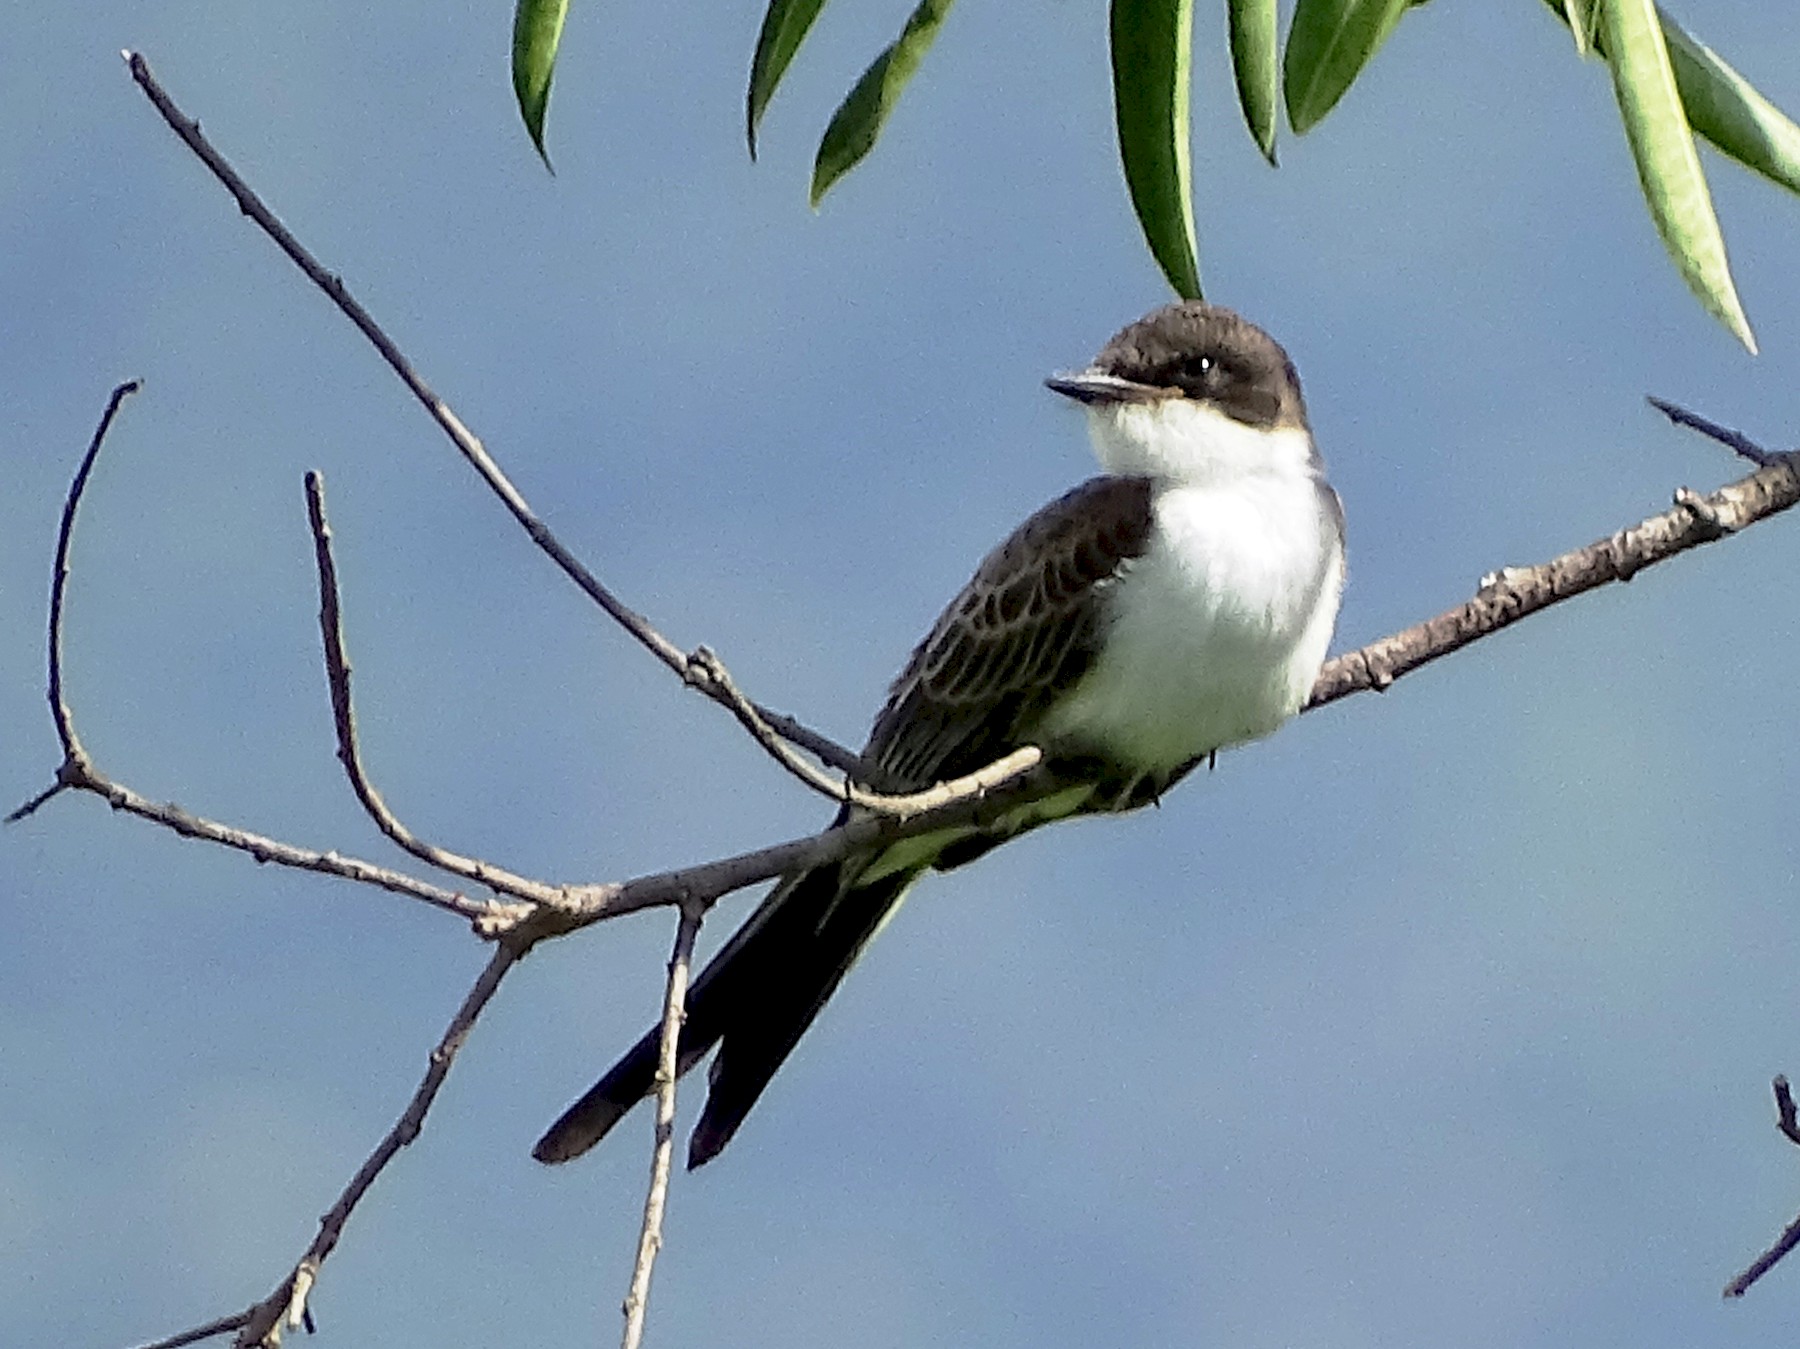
1044 369 1171 405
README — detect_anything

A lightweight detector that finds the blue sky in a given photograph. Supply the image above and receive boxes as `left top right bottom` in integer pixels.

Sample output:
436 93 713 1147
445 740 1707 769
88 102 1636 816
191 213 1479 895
6 3 1800 1346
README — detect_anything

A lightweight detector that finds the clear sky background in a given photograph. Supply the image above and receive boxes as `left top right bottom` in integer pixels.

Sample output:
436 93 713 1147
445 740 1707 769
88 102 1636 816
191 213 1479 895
6 3 1800 1346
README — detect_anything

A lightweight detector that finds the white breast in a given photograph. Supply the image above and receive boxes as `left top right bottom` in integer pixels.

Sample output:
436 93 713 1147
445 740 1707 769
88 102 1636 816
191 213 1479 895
1039 473 1343 775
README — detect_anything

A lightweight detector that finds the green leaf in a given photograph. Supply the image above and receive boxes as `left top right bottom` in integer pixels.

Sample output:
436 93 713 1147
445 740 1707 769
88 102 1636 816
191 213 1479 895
1562 0 1601 58
1111 0 1202 299
747 0 833 160
1541 0 1800 198
810 0 954 207
1283 0 1411 134
1600 0 1754 352
1227 0 1280 165
512 0 570 167
1661 13 1800 199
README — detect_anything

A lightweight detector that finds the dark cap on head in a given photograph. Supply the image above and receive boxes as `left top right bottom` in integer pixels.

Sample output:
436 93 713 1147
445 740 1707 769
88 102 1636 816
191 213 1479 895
1050 302 1308 432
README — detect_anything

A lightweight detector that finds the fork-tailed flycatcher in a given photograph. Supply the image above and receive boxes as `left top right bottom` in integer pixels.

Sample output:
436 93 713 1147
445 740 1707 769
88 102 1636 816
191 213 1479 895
535 300 1346 1169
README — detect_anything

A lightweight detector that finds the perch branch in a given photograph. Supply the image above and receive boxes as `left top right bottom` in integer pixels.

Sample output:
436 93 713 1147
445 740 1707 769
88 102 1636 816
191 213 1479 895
620 903 704 1349
21 389 1800 940
1308 415 1797 708
531 386 1798 935
122 49 870 797
511 747 1054 938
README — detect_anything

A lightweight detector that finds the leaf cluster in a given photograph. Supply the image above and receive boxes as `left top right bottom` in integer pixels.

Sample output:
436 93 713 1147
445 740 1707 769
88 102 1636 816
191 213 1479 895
509 0 1798 347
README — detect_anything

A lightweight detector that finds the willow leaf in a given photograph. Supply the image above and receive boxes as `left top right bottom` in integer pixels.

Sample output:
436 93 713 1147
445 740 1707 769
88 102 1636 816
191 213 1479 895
1600 0 1754 351
748 0 833 160
1662 13 1800 198
1283 0 1410 135
1112 0 1202 297
810 0 954 206
1228 0 1280 164
512 0 570 167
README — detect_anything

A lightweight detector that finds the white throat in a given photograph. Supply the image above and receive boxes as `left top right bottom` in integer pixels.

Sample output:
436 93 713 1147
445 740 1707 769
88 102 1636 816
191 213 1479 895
1083 396 1318 487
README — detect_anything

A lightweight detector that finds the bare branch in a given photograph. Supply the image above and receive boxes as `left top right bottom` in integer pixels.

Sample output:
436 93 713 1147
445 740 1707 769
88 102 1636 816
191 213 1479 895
66 766 522 927
685 646 876 803
305 470 608 905
1308 445 1799 710
121 49 868 794
621 903 704 1349
9 384 1048 940
519 751 1061 938
7 378 139 823
1724 1076 1800 1298
30 384 1800 950
129 1312 252 1349
686 641 1044 809
229 942 523 1348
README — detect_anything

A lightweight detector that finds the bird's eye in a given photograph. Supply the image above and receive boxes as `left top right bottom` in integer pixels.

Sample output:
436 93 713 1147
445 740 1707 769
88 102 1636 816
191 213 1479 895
1175 352 1220 386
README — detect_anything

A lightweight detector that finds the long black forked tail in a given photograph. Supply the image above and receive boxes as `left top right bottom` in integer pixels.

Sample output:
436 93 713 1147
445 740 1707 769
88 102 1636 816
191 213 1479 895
532 858 919 1169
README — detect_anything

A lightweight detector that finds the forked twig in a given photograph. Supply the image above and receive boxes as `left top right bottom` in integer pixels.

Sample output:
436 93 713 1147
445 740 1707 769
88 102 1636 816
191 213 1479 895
304 471 608 907
121 49 870 797
12 386 1057 1349
5 392 522 926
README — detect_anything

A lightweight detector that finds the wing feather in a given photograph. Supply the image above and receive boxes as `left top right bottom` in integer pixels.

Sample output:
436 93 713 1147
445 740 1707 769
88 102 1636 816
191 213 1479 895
866 475 1156 788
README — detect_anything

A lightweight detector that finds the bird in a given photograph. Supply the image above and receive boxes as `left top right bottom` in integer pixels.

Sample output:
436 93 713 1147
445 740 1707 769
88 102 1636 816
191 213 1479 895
534 300 1346 1169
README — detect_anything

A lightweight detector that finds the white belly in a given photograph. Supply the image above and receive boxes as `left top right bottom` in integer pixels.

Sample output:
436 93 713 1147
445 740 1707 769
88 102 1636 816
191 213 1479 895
1038 478 1343 774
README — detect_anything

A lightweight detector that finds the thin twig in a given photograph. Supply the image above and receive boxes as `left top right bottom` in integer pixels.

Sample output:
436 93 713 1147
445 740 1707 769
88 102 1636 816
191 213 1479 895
121 49 869 794
45 379 141 762
1724 1076 1800 1299
6 379 138 823
1648 395 1782 467
306 471 604 903
309 481 971 876
231 942 523 1348
686 646 881 803
621 903 704 1349
128 1312 251 1349
1775 1074 1800 1146
67 766 522 926
1726 1213 1800 1300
